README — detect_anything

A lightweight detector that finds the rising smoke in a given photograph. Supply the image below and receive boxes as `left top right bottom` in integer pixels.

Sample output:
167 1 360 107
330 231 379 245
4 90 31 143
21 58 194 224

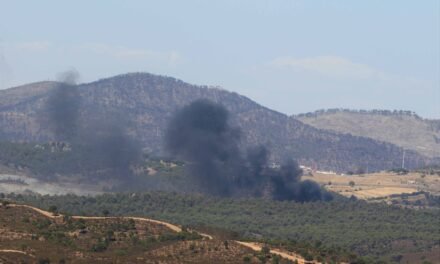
46 70 80 141
44 70 140 177
165 99 332 202
165 100 242 195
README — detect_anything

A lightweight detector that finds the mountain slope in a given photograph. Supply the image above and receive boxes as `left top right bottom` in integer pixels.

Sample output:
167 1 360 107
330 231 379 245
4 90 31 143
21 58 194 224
0 73 436 172
296 109 440 158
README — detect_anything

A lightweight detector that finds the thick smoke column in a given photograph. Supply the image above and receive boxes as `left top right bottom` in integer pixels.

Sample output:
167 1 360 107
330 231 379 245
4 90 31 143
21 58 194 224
270 159 332 202
80 115 141 174
165 99 332 202
165 100 243 195
44 70 140 178
46 70 80 141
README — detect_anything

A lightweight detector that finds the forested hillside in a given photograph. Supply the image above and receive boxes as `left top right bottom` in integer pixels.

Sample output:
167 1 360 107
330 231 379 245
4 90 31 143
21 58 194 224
0 73 436 172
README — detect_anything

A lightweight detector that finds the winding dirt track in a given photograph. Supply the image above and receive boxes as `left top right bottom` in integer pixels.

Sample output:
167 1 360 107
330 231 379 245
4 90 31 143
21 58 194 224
9 204 211 238
0 249 34 257
235 241 319 264
5 204 313 262
0 249 30 254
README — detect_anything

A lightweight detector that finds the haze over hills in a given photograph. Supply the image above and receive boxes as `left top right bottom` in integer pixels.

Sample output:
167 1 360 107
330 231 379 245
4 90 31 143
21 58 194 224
296 109 440 158
0 73 437 173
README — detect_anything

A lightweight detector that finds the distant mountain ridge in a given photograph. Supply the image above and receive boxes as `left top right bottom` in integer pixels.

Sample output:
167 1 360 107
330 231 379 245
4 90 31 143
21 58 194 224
296 109 440 158
295 108 439 124
0 73 437 172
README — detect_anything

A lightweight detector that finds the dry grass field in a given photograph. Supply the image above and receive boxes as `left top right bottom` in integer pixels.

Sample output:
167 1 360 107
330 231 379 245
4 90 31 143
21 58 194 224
303 171 440 200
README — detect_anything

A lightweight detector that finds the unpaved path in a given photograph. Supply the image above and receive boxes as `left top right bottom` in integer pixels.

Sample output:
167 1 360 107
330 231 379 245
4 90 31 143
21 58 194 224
12 204 57 218
10 204 182 232
0 249 34 257
235 241 319 264
9 204 213 239
71 215 183 233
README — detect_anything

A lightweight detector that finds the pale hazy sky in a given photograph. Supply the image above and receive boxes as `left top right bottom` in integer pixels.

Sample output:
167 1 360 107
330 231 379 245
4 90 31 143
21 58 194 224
1 0 439 118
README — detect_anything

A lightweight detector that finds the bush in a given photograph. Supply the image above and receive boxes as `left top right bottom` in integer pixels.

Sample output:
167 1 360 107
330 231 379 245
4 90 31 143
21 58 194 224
223 240 229 249
38 258 50 264
48 205 58 214
261 245 270 255
189 243 196 250
91 239 109 252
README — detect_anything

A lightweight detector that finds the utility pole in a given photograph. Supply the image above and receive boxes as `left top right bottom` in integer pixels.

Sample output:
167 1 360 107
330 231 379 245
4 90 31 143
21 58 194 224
401 149 406 169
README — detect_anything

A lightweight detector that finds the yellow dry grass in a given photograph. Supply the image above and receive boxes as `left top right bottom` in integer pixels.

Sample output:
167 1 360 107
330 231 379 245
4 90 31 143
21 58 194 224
350 187 419 199
303 171 440 199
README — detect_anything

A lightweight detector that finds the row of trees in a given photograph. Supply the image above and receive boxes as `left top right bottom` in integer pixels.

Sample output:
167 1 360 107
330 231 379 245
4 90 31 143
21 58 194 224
296 109 421 118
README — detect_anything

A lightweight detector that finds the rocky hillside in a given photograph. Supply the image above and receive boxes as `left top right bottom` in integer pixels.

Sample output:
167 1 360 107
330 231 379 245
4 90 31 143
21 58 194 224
0 73 436 172
296 109 440 158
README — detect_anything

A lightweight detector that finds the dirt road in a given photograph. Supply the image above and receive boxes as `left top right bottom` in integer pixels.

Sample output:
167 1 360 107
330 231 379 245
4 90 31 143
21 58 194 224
235 241 319 264
0 249 34 257
10 204 213 238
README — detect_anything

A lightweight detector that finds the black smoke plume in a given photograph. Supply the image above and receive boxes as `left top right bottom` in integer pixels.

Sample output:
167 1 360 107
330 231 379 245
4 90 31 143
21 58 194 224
165 99 332 202
165 100 243 195
43 70 140 178
79 114 141 174
46 70 80 141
